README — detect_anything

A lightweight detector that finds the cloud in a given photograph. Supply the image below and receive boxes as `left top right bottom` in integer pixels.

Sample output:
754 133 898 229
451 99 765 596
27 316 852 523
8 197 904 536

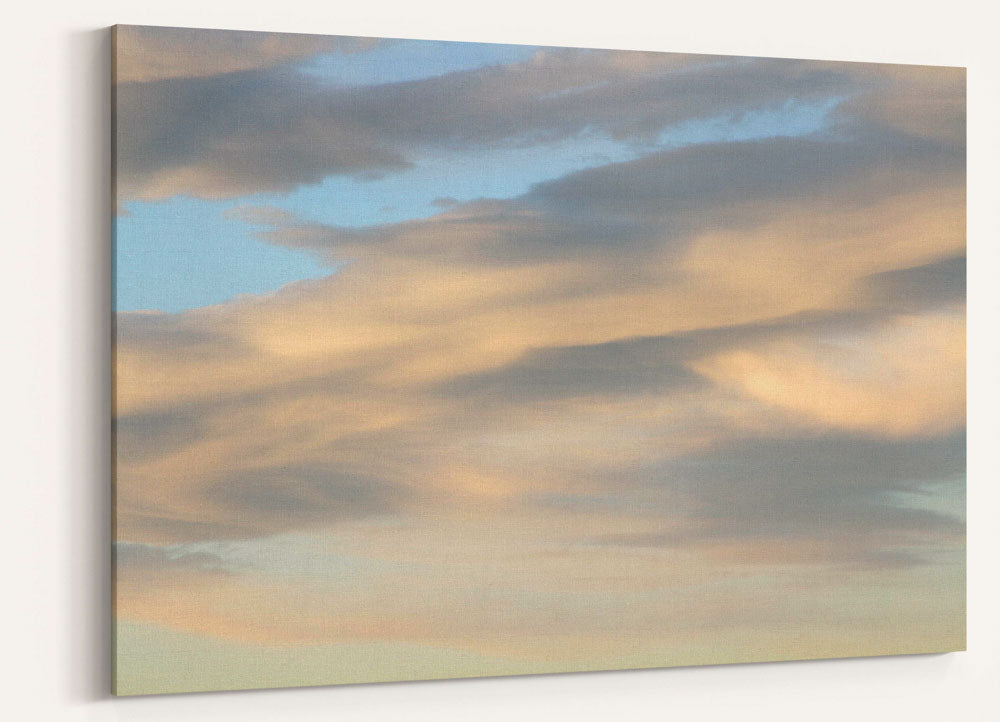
115 408 209 463
835 63 966 146
114 34 964 209
252 124 962 271
114 183 966 540
113 364 422 542
861 254 966 313
114 66 410 201
205 464 408 531
115 49 871 202
115 541 235 574
595 431 964 547
112 38 965 663
435 335 700 402
116 461 410 544
690 311 965 437
114 25 374 83
113 503 964 658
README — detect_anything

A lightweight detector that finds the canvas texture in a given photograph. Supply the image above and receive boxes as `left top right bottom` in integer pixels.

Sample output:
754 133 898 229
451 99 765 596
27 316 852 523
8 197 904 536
112 24 966 695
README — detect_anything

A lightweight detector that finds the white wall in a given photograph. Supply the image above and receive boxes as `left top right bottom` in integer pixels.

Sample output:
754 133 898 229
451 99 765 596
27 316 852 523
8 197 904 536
2 1 997 719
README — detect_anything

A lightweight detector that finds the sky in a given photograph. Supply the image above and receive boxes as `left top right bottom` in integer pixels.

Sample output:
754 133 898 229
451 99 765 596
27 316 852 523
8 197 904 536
112 25 966 695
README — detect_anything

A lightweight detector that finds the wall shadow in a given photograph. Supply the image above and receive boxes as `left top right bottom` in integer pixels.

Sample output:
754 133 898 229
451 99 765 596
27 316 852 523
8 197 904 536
64 26 112 703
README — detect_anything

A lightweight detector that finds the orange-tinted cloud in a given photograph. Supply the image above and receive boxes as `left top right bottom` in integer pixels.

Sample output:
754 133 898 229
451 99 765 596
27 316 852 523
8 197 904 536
113 34 965 669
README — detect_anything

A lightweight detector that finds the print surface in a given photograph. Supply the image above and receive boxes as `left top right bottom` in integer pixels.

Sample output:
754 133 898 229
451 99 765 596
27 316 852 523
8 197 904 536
112 25 966 695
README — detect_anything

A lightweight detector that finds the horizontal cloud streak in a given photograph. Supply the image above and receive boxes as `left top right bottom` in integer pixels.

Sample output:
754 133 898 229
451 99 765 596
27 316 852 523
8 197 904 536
113 25 373 83
115 45 869 201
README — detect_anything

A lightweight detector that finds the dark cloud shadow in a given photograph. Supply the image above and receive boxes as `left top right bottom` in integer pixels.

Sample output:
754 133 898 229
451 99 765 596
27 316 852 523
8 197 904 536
436 335 701 402
588 431 966 567
862 254 966 313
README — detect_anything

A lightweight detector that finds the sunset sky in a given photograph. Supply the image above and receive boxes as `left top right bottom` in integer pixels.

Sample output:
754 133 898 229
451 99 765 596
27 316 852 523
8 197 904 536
112 25 966 695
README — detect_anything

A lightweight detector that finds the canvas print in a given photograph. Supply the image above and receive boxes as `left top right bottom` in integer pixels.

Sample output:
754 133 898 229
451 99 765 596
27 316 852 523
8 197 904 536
112 24 966 695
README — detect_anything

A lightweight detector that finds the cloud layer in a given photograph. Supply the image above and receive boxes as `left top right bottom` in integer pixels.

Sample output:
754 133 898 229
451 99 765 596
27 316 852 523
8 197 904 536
112 27 965 692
